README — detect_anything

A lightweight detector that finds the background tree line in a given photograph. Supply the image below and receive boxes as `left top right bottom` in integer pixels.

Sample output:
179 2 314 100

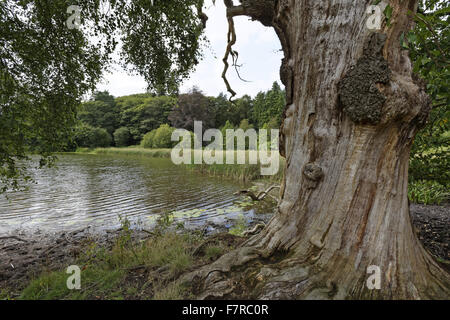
70 82 286 150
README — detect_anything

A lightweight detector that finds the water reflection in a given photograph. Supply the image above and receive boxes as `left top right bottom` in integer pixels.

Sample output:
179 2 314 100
0 154 270 234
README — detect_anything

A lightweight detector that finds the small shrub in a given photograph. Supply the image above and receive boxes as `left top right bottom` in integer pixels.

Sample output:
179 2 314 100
73 124 112 148
152 124 176 148
141 130 157 148
113 127 132 147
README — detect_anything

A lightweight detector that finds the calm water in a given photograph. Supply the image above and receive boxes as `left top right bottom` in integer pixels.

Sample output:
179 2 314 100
0 154 265 234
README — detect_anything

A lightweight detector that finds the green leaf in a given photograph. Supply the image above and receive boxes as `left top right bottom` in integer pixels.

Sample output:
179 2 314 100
407 32 418 44
384 5 393 26
400 32 409 49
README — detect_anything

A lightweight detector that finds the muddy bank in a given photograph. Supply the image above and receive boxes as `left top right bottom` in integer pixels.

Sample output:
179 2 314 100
1 204 448 297
0 227 127 295
0 214 269 296
410 204 449 262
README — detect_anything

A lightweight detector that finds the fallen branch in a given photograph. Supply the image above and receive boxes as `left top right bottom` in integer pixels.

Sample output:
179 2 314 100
234 185 281 201
141 229 156 236
0 236 27 242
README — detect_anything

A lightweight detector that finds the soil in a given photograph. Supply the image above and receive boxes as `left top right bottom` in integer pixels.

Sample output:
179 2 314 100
0 203 448 297
0 227 129 295
410 204 449 263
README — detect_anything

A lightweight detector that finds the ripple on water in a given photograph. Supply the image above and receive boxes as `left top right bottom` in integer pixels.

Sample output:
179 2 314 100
0 154 260 234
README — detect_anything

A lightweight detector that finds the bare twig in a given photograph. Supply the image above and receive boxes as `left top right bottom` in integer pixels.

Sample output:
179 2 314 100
141 229 156 236
0 236 27 242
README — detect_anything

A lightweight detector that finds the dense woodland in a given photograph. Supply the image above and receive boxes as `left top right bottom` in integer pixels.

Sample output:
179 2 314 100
71 83 286 149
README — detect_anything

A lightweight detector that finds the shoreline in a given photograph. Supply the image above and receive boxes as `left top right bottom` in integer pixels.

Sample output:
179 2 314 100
1 203 448 299
0 216 266 299
68 147 285 183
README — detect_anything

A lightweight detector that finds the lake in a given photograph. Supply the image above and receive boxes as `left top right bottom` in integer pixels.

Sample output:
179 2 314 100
0 154 274 234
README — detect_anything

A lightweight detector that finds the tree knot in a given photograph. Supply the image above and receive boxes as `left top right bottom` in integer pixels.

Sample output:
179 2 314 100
303 163 324 189
338 33 391 124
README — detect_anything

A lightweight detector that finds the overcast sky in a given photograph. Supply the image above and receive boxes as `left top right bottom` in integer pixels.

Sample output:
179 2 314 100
96 1 283 99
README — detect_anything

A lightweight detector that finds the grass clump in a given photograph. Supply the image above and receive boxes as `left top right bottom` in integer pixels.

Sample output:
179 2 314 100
17 216 241 300
408 180 449 205
20 268 124 300
0 289 13 300
19 234 195 299
204 246 225 261
189 151 285 183
76 146 173 158
152 280 190 300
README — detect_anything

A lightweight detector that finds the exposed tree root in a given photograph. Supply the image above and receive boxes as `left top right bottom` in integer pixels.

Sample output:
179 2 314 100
242 223 266 237
182 246 320 299
182 246 262 299
181 237 450 300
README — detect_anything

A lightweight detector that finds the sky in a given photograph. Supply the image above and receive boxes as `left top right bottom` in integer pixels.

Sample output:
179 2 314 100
96 1 283 99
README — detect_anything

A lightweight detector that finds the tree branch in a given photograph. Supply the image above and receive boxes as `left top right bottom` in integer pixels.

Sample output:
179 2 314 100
221 1 274 100
234 185 280 201
227 5 246 18
222 14 238 100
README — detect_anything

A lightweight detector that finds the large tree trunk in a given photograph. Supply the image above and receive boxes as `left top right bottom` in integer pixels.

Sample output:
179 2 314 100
183 0 449 299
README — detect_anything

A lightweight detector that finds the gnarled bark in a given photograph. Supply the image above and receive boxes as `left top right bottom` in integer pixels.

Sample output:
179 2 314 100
182 0 449 299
